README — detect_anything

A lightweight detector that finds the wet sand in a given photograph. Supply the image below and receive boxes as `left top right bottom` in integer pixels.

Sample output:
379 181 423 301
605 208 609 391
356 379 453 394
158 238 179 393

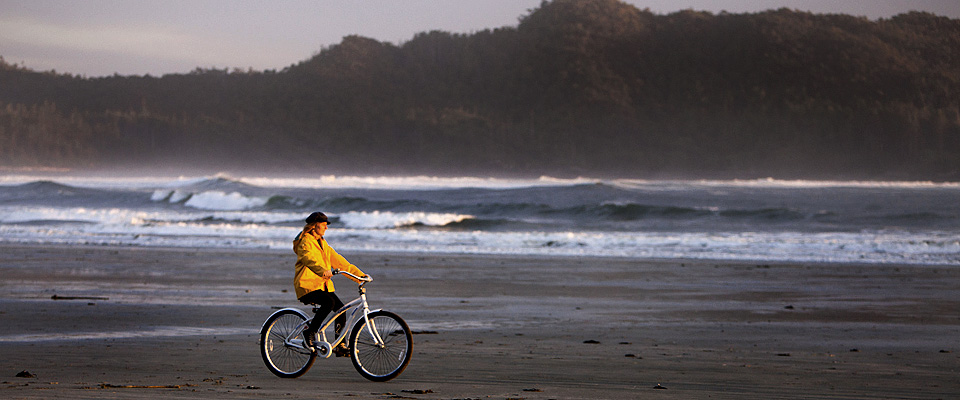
1 244 958 399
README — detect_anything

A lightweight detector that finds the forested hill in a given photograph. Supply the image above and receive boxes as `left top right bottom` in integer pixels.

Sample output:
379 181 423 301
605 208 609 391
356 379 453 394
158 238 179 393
1 0 959 179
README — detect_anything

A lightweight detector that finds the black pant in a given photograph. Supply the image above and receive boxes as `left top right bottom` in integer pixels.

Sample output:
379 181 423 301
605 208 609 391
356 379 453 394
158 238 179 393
299 290 345 336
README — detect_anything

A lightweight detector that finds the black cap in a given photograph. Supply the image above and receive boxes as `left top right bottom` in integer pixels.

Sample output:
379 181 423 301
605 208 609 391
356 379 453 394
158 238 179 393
305 212 329 224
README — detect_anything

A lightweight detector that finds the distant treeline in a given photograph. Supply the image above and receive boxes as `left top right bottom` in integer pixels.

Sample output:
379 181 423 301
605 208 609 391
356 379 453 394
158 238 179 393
1 0 959 179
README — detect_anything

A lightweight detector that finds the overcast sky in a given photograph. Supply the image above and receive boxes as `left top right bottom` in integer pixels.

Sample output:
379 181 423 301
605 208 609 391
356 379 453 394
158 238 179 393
2 0 958 77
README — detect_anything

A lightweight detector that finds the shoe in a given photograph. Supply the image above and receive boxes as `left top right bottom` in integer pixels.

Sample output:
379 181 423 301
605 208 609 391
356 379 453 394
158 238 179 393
333 343 350 357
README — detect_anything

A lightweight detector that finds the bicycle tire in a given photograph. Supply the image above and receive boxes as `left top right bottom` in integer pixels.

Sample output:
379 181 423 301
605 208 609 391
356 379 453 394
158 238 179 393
260 309 316 378
349 310 413 382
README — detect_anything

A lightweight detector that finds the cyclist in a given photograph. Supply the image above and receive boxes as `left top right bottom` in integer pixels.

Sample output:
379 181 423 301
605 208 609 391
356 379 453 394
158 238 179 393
293 211 368 356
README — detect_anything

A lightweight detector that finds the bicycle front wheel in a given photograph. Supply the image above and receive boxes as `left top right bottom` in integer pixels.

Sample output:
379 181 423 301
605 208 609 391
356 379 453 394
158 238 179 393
260 309 316 378
349 310 412 382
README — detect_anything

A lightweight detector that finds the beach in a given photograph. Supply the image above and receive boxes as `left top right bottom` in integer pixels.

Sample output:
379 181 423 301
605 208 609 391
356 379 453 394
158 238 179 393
1 244 958 399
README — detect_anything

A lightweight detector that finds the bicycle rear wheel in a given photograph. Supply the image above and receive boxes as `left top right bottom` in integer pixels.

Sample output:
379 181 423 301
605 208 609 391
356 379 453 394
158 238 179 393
349 310 412 382
260 309 316 378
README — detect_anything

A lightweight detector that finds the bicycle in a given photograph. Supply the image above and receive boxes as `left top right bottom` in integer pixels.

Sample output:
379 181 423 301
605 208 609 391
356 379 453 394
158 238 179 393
259 270 413 381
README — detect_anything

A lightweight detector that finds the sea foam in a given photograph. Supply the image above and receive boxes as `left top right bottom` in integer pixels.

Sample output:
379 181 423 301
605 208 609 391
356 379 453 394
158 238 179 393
3 174 959 265
338 211 473 229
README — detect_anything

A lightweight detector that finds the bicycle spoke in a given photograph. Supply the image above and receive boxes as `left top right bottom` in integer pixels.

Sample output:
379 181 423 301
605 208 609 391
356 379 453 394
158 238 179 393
260 310 316 378
350 311 412 381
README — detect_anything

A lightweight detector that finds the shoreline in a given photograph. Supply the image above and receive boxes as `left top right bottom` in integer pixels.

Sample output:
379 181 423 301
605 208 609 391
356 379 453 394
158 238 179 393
3 241 953 269
1 243 958 399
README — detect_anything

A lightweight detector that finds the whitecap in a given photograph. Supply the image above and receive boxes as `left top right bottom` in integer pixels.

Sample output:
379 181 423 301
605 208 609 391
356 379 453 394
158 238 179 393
183 191 268 211
149 190 171 202
338 211 472 229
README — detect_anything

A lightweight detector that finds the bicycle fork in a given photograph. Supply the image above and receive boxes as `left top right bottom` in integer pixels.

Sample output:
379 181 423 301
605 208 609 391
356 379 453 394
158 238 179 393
359 291 387 348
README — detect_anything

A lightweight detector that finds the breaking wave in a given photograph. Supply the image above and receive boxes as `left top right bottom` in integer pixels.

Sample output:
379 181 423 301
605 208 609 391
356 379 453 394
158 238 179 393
2 174 959 265
338 211 474 229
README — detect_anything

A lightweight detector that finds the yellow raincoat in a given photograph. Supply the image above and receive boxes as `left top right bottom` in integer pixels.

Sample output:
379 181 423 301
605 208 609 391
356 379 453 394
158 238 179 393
293 228 365 299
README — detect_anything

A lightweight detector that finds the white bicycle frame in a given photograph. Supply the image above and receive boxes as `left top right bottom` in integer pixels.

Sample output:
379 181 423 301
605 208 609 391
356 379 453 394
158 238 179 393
272 270 386 359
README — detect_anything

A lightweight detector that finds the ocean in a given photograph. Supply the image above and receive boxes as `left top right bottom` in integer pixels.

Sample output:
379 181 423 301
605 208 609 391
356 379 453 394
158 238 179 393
0 174 958 265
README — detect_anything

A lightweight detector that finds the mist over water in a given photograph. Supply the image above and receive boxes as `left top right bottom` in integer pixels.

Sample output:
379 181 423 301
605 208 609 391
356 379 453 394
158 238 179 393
0 174 958 265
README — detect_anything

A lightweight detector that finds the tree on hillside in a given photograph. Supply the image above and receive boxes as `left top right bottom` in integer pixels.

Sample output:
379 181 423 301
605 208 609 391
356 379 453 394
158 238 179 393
0 0 957 178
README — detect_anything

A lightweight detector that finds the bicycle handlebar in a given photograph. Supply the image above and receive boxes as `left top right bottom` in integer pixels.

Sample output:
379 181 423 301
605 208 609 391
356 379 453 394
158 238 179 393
332 269 373 283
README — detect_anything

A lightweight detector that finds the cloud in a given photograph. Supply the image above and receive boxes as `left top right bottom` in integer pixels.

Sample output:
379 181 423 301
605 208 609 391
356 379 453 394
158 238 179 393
4 17 187 59
0 16 291 75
